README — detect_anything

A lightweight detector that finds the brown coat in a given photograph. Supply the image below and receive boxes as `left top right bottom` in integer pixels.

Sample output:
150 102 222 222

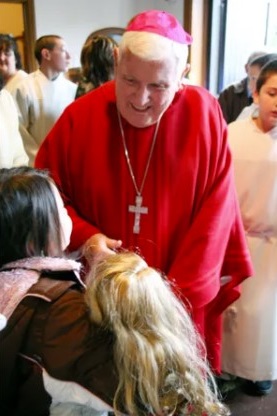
0 264 117 415
218 77 252 123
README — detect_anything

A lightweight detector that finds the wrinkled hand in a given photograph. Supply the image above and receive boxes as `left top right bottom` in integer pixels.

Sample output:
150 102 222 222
82 233 122 267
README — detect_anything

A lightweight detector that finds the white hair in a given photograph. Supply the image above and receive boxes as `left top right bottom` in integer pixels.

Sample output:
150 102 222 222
119 31 189 79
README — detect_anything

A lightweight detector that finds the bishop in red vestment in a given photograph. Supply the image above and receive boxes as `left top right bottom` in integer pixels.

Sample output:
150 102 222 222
36 10 253 373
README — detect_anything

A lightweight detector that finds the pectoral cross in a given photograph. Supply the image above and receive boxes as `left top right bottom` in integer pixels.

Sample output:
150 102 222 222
128 195 148 234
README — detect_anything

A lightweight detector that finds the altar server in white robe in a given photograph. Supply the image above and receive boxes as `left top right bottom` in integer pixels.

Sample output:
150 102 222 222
222 59 277 396
0 88 28 167
0 34 28 93
11 35 77 166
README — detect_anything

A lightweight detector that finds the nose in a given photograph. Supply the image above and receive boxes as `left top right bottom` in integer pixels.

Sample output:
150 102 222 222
0 51 6 62
66 50 71 60
135 85 150 106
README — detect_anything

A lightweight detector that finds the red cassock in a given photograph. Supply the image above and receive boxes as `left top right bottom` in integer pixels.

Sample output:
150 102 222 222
36 81 253 373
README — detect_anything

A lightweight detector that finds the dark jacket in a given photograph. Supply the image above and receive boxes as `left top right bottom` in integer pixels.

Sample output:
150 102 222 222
218 77 252 123
0 257 117 415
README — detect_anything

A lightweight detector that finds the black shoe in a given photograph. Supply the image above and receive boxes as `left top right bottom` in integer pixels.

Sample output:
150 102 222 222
244 380 273 396
215 376 243 400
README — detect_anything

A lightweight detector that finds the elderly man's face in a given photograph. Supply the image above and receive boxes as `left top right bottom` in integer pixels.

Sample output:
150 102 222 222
115 49 180 128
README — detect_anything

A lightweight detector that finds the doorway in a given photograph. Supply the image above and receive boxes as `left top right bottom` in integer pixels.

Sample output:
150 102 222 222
207 0 277 96
0 0 36 72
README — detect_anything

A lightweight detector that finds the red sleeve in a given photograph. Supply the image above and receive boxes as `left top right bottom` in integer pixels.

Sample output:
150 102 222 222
168 99 253 311
35 111 99 251
166 96 253 373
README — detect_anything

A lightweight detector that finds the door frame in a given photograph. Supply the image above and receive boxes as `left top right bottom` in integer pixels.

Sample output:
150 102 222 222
0 0 37 72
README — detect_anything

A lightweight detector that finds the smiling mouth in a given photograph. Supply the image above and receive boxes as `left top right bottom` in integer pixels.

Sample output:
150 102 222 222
131 104 150 112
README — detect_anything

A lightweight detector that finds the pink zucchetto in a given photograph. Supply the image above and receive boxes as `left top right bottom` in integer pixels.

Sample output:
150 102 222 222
125 9 193 45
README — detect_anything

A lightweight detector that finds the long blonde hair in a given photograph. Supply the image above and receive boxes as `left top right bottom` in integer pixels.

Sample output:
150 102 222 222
86 252 229 416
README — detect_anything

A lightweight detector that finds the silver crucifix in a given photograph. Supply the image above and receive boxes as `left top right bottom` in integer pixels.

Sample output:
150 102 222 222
128 195 148 234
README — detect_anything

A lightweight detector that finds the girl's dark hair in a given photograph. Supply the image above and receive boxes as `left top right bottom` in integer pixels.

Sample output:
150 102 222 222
256 59 277 93
0 34 23 69
0 167 62 267
80 35 117 88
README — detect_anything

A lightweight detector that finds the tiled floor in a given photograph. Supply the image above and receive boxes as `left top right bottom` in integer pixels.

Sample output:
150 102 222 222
224 380 277 415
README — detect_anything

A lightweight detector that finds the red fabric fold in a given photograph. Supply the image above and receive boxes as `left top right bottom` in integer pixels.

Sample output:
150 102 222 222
36 81 253 372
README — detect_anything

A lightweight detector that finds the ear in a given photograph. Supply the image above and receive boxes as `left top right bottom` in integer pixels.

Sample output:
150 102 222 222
41 48 51 61
182 63 191 78
253 90 259 105
178 63 191 89
113 47 119 72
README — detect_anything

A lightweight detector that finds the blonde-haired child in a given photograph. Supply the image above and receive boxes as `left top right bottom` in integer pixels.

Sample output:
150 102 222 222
86 251 229 416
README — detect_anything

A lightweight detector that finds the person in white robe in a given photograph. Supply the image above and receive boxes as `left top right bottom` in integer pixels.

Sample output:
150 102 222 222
0 34 28 93
10 35 77 166
236 102 258 120
4 69 28 93
0 88 28 167
222 59 277 396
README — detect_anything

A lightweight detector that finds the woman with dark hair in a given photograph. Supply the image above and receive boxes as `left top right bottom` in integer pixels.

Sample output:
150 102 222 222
0 167 71 264
0 166 116 415
76 35 117 98
0 34 27 92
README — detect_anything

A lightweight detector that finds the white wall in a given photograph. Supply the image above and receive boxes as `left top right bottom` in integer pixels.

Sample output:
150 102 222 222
223 0 276 89
34 0 184 68
208 0 277 95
